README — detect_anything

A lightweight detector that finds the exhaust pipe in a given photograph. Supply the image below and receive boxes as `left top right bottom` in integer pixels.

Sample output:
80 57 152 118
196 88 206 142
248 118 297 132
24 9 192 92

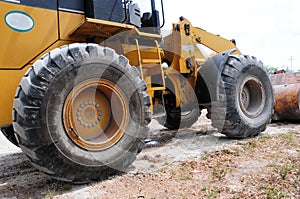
271 72 300 121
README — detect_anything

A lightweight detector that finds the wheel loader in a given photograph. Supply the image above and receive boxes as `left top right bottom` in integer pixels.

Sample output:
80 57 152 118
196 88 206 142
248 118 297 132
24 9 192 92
0 0 273 183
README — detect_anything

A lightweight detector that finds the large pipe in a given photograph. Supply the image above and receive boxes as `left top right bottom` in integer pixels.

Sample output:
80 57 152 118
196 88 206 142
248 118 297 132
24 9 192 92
271 72 300 120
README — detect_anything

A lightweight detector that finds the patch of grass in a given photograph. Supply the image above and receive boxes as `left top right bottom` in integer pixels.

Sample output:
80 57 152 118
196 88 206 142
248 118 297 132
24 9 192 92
212 167 227 181
282 131 299 147
274 160 300 180
43 188 56 199
258 135 272 143
180 175 191 180
242 139 260 152
266 186 287 199
277 165 294 180
254 157 300 199
200 183 218 199
258 184 286 199
207 189 218 199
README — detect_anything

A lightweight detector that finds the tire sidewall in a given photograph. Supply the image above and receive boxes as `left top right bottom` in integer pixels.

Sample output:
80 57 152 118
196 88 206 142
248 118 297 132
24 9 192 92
41 61 145 168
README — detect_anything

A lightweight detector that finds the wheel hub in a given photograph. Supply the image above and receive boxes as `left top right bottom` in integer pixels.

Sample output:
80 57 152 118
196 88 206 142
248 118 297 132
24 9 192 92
77 101 102 128
63 79 129 151
241 87 250 109
238 76 266 118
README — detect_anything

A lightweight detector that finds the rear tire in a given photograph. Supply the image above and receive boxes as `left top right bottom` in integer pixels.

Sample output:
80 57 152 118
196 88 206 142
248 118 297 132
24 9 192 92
211 55 273 138
13 44 151 183
158 108 200 130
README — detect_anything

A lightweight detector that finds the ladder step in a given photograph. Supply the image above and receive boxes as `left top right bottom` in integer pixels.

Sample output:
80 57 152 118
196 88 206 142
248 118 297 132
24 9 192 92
147 87 165 91
142 59 161 64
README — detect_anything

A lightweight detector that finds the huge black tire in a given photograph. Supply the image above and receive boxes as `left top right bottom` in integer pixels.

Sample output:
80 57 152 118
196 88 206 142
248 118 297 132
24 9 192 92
210 55 273 138
1 125 18 146
13 44 151 183
158 108 200 130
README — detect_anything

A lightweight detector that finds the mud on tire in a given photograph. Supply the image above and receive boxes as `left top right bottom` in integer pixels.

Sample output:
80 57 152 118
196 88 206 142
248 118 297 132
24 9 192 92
211 55 273 138
13 43 151 183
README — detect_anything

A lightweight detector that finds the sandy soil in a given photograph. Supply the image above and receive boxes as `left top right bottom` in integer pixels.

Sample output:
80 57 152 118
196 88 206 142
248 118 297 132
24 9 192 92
0 110 299 199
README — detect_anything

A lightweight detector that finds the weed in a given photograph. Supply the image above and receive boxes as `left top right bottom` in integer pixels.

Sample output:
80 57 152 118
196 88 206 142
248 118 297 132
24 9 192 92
212 167 227 181
273 159 299 180
181 175 191 180
200 181 219 199
277 166 293 180
266 186 286 199
242 140 258 152
207 189 217 199
282 131 298 146
43 188 56 199
258 135 272 143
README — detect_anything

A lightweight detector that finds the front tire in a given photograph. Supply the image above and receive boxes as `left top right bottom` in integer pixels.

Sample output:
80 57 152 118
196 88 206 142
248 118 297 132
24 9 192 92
13 44 151 183
211 55 273 138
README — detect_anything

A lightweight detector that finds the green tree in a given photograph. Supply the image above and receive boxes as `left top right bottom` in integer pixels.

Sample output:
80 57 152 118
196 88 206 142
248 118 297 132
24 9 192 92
264 65 277 74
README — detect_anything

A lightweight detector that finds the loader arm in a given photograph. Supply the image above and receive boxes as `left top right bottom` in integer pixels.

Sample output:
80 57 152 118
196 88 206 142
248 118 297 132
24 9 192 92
192 27 241 54
174 18 241 55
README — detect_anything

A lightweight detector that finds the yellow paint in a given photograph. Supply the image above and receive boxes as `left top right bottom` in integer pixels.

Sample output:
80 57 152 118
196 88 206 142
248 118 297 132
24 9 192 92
59 11 85 40
0 2 58 69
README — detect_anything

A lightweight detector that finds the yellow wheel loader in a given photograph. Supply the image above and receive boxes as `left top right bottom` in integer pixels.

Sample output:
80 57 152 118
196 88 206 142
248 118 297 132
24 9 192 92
0 0 274 183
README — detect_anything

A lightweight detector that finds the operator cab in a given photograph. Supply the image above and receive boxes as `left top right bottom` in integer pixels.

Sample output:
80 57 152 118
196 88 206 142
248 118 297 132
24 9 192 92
85 0 165 29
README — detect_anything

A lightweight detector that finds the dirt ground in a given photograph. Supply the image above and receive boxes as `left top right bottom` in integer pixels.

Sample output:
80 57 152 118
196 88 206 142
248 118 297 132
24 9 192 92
0 110 299 199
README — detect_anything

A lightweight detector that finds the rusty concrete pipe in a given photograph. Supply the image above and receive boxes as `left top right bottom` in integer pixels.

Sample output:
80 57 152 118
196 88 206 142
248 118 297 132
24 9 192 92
271 72 300 121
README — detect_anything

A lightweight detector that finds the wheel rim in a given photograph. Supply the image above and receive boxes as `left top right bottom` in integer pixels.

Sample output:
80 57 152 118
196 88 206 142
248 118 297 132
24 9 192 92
63 78 129 151
238 76 266 118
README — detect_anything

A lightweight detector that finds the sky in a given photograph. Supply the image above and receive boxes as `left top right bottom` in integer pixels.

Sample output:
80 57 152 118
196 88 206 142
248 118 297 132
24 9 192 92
160 0 300 71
